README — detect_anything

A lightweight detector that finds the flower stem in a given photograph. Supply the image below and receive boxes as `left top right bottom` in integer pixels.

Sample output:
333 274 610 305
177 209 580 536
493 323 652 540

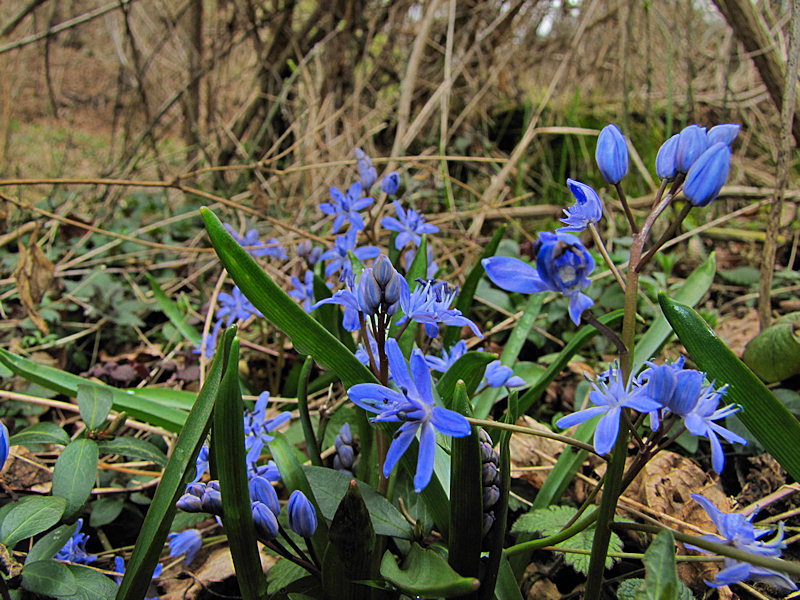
589 223 626 292
637 202 692 271
615 182 638 233
465 417 606 458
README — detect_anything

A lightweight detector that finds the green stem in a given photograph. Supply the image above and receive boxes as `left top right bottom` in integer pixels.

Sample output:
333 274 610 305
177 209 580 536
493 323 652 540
466 417 605 458
505 509 598 557
297 357 323 467
589 223 626 292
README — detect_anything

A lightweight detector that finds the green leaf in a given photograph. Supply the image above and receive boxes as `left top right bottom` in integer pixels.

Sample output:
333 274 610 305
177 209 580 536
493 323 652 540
98 436 168 467
52 438 99 520
639 530 680 600
659 294 800 482
267 559 308 595
635 253 716 365
25 524 76 565
89 496 126 528
380 543 480 597
66 564 121 600
436 351 496 405
147 274 202 345
21 560 77 596
0 349 187 432
491 554 525 600
201 208 376 389
9 422 69 447
213 336 267 600
0 496 66 547
511 505 622 574
76 384 114 430
303 466 413 539
743 321 800 383
718 265 760 286
117 326 231 600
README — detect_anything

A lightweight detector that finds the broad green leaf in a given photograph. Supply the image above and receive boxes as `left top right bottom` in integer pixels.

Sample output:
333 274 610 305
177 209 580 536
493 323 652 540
213 336 267 600
25 524 76 565
117 326 232 600
98 436 168 467
52 438 99 520
659 294 800 482
147 274 202 345
303 466 413 539
718 265 760 286
443 225 507 348
380 543 480 597
21 560 77 596
511 505 622 574
9 422 69 447
639 530 680 600
436 351 496 405
89 496 126 528
122 387 196 411
201 208 376 389
77 384 114 430
635 253 716 365
0 349 186 432
1 496 65 547
267 559 308 595
743 321 800 383
66 564 120 600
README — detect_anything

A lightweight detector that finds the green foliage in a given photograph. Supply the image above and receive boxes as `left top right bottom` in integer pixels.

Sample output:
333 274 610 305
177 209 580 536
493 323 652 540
380 543 480 597
26 524 78 564
1 496 66 548
743 314 800 382
511 505 623 574
52 438 99 521
10 422 70 446
616 531 693 600
76 384 114 431
21 560 77 597
97 437 168 468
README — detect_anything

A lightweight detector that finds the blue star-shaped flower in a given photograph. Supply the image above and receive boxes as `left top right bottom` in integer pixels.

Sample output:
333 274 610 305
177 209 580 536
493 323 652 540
319 182 374 233
425 340 468 373
397 279 482 339
381 201 439 249
319 229 381 279
347 339 471 491
168 529 203 566
289 270 315 312
557 179 603 233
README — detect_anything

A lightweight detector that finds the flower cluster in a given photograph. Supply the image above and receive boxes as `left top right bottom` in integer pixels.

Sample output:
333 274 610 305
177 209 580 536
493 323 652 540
382 200 439 250
398 279 483 339
319 228 380 280
556 361 746 472
223 223 287 260
196 286 263 358
691 494 797 590
479 429 501 538
347 339 471 492
55 518 97 565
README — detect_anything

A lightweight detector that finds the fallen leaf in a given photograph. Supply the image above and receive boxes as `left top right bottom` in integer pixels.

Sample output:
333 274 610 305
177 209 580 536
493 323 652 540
510 416 565 489
14 229 55 335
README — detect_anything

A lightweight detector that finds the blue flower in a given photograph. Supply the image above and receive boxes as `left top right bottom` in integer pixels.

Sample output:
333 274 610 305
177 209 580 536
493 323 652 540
217 286 262 326
381 201 439 249
675 124 709 173
683 382 746 473
333 423 355 473
297 240 323 266
249 476 281 516
595 124 628 184
168 529 203 566
287 490 318 538
397 279 483 339
319 228 381 279
55 518 96 565
0 422 8 473
403 245 439 279
252 501 279 540
243 393 292 473
223 223 287 259
319 182 374 233
557 179 603 233
190 445 210 483
289 270 315 312
425 340 468 373
656 133 680 180
355 148 378 190
113 556 162 594
683 142 731 207
690 494 797 590
555 364 661 455
381 172 400 195
347 339 471 491
483 360 525 388
707 123 740 146
483 231 595 325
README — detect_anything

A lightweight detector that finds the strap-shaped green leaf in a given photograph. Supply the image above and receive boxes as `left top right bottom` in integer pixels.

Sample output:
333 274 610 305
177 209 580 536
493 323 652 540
201 207 376 389
147 273 202 345
213 336 267 600
117 326 232 600
659 294 800 481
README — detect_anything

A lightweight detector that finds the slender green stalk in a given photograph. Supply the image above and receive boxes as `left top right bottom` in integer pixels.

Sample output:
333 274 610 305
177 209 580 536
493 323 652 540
466 417 605 458
505 510 598 557
297 357 323 467
588 223 625 292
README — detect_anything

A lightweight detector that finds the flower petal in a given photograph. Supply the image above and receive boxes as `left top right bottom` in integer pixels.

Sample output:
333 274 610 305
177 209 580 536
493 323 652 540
348 383 406 414
410 350 433 405
414 422 436 492
593 406 621 455
384 422 418 477
482 257 552 294
556 405 607 430
431 406 471 437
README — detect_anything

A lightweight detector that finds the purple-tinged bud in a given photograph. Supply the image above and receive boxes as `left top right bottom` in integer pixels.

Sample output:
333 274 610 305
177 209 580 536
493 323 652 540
184 482 206 498
381 172 400 195
201 487 223 515
480 441 496 464
334 444 355 470
297 240 312 258
675 125 709 173
357 269 381 315
595 124 629 184
373 255 395 287
207 480 221 492
382 273 403 308
482 462 499 487
287 490 318 538
355 148 377 190
478 429 492 445
252 501 279 541
482 511 495 536
176 493 204 513
249 476 280 516
337 423 352 446
683 142 731 207
707 123 740 146
483 485 500 509
656 134 680 180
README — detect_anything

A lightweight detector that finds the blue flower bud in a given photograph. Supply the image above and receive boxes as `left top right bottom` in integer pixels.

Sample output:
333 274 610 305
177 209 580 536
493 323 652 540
184 482 206 497
0 423 9 473
707 123 740 146
483 485 500 508
201 487 223 515
252 501 279 540
336 423 352 446
249 476 280 516
334 445 355 470
683 142 730 207
382 273 403 307
355 148 377 190
287 490 318 538
595 124 629 184
207 480 221 492
482 462 499 486
381 172 400 195
557 179 603 233
656 134 679 180
357 269 381 315
372 255 395 287
177 493 204 512
482 512 495 536
480 440 496 464
675 125 709 173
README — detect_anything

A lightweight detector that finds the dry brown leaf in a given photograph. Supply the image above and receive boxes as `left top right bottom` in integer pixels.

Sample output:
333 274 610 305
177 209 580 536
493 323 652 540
525 577 562 600
13 229 55 335
509 416 565 489
716 309 759 357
